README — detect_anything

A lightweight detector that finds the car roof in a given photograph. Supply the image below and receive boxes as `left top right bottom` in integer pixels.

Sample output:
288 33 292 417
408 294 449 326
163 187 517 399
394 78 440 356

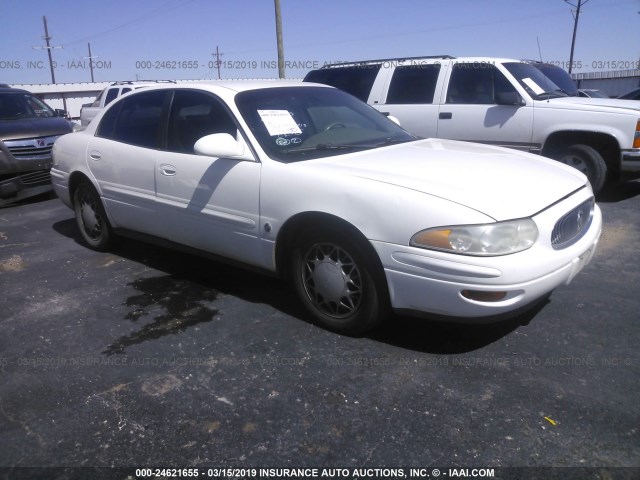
83 80 334 135
318 56 523 68
135 79 317 94
0 87 31 95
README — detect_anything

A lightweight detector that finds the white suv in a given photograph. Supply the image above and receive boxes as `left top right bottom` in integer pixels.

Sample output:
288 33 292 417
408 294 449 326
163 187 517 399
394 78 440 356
305 56 640 193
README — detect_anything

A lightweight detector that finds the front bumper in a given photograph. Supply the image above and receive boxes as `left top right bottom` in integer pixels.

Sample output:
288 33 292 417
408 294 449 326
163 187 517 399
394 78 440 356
0 137 58 206
0 170 52 206
621 149 640 172
372 189 602 321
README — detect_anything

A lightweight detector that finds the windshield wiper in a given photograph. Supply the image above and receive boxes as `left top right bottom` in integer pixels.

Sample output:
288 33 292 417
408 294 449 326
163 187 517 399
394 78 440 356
554 88 574 96
285 143 376 154
285 136 415 155
374 136 415 147
533 91 567 100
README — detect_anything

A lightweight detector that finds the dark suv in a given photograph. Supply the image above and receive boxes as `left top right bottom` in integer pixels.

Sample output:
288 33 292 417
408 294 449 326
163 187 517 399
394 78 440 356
0 86 75 206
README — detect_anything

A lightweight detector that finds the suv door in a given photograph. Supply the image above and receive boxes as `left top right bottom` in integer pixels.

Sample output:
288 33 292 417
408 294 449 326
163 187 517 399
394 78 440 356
435 61 534 151
375 61 445 138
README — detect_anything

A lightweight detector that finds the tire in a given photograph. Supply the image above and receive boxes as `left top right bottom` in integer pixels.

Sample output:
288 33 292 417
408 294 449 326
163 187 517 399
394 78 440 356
554 144 607 194
73 181 113 251
291 226 389 335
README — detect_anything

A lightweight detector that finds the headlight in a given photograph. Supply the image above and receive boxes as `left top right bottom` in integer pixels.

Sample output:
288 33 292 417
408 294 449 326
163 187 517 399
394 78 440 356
411 219 538 256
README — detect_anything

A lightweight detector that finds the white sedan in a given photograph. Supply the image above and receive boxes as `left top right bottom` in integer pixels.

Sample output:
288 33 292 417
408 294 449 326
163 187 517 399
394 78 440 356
51 81 601 334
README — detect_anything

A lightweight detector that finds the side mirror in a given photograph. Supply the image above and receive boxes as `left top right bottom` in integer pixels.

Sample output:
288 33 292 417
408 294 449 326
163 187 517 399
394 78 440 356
495 91 525 106
380 111 402 126
194 133 254 161
54 109 68 118
387 115 401 126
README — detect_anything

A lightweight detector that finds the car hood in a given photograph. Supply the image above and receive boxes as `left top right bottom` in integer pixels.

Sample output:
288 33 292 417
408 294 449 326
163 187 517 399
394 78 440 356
546 96 640 112
0 117 72 141
307 138 587 221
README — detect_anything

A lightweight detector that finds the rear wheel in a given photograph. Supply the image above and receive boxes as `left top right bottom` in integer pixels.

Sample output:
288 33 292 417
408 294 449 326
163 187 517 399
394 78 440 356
73 181 113 251
291 227 388 335
554 144 607 194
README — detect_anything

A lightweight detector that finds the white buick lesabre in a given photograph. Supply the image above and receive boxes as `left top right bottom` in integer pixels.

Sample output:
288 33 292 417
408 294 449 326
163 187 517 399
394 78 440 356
51 81 601 334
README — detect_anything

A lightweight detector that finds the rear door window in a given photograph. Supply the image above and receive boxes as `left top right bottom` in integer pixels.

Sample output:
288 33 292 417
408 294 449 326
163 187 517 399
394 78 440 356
386 64 441 104
97 90 169 149
104 88 120 106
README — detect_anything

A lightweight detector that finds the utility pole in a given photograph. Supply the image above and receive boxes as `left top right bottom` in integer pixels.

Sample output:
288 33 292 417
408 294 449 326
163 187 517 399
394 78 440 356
274 0 285 78
85 43 97 82
211 46 223 79
565 0 590 73
32 16 62 84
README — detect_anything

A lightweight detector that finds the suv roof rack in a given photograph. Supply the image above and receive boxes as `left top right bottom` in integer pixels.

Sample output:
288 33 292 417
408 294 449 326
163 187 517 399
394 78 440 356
321 55 456 68
110 80 177 85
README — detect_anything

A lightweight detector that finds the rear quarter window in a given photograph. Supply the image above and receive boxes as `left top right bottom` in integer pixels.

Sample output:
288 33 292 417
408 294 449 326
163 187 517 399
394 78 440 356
304 65 380 101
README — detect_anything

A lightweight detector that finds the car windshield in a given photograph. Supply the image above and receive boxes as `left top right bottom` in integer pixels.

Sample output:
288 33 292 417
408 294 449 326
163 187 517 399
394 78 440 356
235 86 416 162
0 92 56 120
533 64 579 96
503 62 568 100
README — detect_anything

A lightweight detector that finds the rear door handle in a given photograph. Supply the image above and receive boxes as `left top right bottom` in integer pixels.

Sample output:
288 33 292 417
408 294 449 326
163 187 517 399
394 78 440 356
89 150 101 161
439 112 453 120
160 164 177 176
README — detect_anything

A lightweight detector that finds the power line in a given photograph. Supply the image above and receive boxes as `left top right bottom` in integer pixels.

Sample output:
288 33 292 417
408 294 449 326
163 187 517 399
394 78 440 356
62 0 199 46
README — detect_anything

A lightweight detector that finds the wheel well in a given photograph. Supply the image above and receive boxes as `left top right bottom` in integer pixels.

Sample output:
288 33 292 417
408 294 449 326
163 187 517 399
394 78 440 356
275 212 380 279
542 131 620 172
67 172 93 206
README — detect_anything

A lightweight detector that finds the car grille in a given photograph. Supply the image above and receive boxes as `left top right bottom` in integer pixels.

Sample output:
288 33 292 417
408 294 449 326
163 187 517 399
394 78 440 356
551 198 594 250
3 135 60 161
19 170 51 186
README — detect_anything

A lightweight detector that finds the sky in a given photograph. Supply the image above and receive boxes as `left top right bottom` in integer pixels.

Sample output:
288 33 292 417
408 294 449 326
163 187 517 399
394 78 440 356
1 0 639 85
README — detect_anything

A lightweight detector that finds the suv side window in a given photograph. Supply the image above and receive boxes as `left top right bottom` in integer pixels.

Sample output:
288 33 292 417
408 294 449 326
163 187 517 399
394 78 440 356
97 90 168 149
446 63 516 104
104 88 120 106
304 65 380 101
166 90 238 154
386 64 441 104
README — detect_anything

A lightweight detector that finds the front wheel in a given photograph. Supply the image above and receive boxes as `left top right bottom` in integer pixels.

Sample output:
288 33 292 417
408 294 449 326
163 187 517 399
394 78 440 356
554 144 607 194
73 181 113 251
291 228 389 335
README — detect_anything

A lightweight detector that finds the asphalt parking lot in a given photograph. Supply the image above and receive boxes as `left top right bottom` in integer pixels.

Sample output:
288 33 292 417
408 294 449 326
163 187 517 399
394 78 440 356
1 180 639 479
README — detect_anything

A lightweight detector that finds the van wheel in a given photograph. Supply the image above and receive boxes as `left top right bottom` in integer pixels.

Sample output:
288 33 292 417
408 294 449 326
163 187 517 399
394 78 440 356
73 181 113 251
291 227 388 335
555 144 607 194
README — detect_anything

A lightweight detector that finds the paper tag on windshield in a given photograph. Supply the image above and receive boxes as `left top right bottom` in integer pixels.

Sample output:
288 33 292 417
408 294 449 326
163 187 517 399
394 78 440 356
258 110 302 136
522 78 545 96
